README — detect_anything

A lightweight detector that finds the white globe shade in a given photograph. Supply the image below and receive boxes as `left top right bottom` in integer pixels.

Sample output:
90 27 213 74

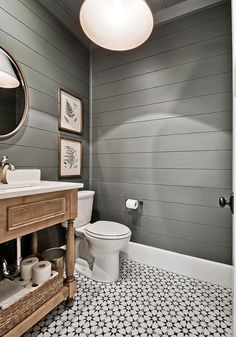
80 0 154 51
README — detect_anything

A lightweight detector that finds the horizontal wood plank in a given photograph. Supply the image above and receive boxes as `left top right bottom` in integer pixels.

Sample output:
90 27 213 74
93 35 231 86
92 167 231 189
93 92 231 127
93 54 231 99
93 131 232 153
93 16 231 73
92 150 231 169
92 181 231 208
93 111 232 140
93 73 231 113
92 4 232 263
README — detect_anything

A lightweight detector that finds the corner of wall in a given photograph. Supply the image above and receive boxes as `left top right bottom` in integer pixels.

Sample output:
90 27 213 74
89 50 93 190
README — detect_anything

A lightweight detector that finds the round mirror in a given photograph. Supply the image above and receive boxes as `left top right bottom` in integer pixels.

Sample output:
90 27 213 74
0 46 28 139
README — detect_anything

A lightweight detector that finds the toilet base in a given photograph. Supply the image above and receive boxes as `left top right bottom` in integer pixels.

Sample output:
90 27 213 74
75 258 92 278
75 252 120 283
92 252 120 283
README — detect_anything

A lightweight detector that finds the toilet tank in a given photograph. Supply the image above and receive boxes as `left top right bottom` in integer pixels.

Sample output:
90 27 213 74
74 190 95 227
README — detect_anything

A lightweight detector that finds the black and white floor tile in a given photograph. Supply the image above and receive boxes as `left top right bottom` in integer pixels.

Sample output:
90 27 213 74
23 258 232 337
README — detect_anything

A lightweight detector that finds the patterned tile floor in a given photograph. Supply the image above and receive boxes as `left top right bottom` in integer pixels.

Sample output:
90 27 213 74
23 258 232 337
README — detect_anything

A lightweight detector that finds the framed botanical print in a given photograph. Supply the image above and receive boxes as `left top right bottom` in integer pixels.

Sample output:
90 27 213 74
58 88 83 135
59 137 82 178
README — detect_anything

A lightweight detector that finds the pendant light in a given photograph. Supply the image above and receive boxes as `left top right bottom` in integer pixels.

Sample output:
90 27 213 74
0 50 20 88
80 0 154 51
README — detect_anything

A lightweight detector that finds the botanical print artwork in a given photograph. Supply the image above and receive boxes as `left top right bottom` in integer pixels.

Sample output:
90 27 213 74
63 145 79 170
59 138 82 178
64 99 77 124
59 89 83 135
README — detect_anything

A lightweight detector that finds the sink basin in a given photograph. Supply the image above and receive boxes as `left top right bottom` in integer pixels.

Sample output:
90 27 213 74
0 169 41 190
6 169 41 185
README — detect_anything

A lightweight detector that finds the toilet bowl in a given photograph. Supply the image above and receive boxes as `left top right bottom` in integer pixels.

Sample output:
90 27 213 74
76 221 131 282
62 190 131 282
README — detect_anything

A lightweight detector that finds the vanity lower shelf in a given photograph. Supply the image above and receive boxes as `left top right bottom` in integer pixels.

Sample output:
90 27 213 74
0 182 82 337
0 271 63 336
3 286 74 337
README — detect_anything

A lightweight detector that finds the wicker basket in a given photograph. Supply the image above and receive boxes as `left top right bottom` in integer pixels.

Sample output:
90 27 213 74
0 272 63 336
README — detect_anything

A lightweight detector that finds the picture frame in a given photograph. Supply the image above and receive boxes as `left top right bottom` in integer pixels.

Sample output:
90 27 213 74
58 88 83 135
58 137 82 178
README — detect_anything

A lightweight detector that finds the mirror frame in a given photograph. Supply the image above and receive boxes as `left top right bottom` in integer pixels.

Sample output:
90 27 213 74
0 45 29 139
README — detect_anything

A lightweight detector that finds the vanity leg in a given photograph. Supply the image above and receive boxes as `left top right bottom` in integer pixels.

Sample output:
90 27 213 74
65 219 76 306
31 232 38 255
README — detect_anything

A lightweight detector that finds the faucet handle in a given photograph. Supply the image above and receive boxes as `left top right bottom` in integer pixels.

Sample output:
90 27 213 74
0 156 16 184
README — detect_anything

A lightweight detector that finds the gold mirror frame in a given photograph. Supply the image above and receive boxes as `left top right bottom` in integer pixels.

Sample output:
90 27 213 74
0 45 29 140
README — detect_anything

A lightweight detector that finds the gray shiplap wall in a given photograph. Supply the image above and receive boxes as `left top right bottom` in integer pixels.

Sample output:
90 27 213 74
0 0 89 252
92 3 232 264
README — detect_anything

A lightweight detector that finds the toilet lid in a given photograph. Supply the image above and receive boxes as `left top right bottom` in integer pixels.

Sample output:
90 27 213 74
85 221 130 239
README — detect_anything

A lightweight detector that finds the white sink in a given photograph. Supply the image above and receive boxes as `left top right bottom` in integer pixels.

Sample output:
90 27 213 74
6 169 41 185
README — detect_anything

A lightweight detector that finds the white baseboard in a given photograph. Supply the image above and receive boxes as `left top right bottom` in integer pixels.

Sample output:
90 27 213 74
121 242 233 288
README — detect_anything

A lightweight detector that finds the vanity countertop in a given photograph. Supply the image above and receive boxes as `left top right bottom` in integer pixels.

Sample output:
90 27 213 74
0 181 83 199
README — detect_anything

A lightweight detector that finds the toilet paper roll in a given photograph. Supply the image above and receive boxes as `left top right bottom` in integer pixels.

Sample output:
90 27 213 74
26 270 58 292
32 261 51 286
21 257 39 281
126 199 139 210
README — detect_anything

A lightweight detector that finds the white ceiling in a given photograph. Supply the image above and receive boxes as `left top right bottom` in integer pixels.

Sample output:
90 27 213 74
38 0 226 48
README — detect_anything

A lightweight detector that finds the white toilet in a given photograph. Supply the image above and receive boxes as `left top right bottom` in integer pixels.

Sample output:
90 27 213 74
64 190 131 282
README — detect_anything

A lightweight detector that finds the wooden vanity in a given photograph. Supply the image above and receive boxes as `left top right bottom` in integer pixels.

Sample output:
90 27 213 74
0 181 83 337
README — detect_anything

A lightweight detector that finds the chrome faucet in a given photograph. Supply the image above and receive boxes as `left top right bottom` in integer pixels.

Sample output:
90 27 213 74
0 156 16 184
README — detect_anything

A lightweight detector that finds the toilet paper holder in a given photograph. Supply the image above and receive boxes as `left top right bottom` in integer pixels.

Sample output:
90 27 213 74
125 199 143 208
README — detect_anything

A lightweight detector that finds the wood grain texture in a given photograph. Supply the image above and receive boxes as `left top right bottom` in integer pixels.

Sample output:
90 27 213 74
65 219 75 285
8 197 66 230
0 189 77 335
92 3 232 264
31 232 38 255
0 191 74 243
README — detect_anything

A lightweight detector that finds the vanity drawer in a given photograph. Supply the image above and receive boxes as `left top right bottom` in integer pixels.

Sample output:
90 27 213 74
8 197 66 231
0 189 77 243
